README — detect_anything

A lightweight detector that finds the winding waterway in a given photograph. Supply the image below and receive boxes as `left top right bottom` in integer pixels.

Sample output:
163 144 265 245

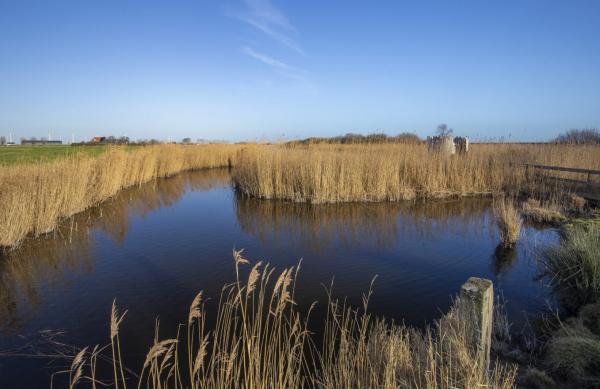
0 168 557 388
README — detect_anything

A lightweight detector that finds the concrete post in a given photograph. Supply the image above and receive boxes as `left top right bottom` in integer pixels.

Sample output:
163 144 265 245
459 277 494 371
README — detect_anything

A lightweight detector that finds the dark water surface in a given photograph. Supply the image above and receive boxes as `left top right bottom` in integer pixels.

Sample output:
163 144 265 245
0 169 556 387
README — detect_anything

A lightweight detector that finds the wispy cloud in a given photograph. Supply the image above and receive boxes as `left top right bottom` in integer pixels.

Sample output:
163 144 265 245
241 46 306 79
236 0 305 56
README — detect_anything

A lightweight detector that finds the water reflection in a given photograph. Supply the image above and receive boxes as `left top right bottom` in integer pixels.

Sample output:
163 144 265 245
0 169 230 333
491 245 518 276
235 195 494 253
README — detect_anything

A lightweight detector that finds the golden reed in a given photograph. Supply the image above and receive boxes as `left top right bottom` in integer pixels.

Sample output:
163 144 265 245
0 144 242 248
233 143 600 203
60 250 517 389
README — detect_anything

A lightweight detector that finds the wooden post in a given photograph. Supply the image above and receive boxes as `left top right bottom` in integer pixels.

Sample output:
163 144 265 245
459 277 493 371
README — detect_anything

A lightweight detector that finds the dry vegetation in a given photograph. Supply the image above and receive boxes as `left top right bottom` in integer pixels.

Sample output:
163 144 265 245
58 250 517 389
521 198 566 225
2 142 598 249
233 143 600 204
493 199 522 248
0 144 242 248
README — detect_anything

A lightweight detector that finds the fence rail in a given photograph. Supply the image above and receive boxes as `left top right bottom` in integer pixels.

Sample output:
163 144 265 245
525 164 600 176
525 164 600 202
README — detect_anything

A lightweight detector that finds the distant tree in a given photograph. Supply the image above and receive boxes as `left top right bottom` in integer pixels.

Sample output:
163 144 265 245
182 137 192 144
117 136 130 144
554 128 600 144
0 136 6 145
436 124 453 137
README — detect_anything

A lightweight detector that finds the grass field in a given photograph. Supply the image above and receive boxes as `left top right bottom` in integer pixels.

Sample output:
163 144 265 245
0 145 107 165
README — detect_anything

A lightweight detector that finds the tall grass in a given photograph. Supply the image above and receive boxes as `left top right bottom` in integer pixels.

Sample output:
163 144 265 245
493 199 522 249
0 144 242 248
58 250 517 389
540 224 600 309
233 143 600 203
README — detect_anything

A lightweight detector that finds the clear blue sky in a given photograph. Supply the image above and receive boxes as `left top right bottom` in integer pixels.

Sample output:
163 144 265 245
1 0 599 142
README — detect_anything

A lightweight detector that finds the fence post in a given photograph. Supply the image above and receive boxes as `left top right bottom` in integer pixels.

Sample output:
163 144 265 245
459 277 493 371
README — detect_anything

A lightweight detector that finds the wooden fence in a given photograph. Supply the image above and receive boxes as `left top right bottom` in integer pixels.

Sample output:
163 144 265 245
525 164 600 201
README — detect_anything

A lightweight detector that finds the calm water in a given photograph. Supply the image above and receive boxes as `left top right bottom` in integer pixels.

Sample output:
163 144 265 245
0 169 557 387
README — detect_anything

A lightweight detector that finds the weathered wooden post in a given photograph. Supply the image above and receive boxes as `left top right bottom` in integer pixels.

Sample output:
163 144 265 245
459 277 493 371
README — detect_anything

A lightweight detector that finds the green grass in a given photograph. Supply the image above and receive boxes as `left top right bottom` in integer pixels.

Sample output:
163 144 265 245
0 145 107 165
540 223 600 310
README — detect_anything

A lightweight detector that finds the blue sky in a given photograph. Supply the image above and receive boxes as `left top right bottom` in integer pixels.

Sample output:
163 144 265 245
0 0 599 142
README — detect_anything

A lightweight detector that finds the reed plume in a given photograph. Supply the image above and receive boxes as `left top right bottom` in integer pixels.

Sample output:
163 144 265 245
64 250 517 389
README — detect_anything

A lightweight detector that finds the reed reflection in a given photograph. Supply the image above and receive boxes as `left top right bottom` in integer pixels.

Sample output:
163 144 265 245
491 245 519 276
0 169 230 333
235 195 493 253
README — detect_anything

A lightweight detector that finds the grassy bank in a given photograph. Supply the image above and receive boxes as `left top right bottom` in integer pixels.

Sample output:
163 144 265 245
0 145 107 166
513 220 600 387
0 144 242 248
58 250 517 389
232 143 600 203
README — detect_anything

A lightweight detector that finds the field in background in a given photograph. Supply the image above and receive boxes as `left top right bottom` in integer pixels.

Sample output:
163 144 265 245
233 143 600 203
0 145 107 165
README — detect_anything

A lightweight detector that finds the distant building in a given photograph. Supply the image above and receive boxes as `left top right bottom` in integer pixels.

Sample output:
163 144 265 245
21 139 63 145
426 136 469 155
91 136 106 143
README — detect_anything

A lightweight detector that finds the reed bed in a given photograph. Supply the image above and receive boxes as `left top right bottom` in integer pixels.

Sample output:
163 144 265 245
0 144 242 248
232 143 600 203
59 250 517 389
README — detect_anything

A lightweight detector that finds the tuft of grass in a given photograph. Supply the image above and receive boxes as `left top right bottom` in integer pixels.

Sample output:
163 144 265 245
59 250 517 389
494 199 522 248
519 368 557 388
521 199 566 225
539 225 600 309
543 321 600 383
569 194 588 215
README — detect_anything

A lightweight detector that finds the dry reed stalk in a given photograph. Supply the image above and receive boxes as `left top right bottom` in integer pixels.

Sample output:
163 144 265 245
0 144 244 249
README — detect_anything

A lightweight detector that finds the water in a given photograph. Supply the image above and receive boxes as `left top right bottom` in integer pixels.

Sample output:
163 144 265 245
0 169 557 387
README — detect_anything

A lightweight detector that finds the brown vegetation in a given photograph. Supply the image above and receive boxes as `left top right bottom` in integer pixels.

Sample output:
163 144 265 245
0 145 241 248
58 250 517 388
233 143 600 204
521 198 566 225
3 142 599 249
493 199 522 248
